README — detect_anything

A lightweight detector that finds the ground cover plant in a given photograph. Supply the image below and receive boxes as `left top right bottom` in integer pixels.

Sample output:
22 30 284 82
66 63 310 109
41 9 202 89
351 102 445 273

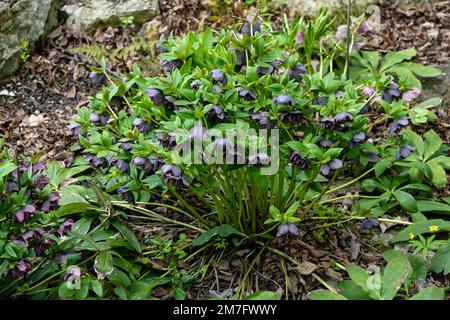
1 7 449 300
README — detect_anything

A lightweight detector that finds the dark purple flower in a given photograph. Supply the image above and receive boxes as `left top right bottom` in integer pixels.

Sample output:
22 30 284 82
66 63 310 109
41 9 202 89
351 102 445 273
357 22 369 34
280 111 303 126
40 192 61 213
35 176 49 189
190 80 201 90
361 86 375 97
359 104 370 114
162 59 183 72
352 132 366 144
232 48 249 68
396 145 416 160
361 217 379 230
133 156 147 167
146 87 165 106
320 117 336 130
317 137 334 148
353 41 365 50
314 96 329 105
251 112 275 129
32 161 47 175
89 112 109 126
335 112 353 123
10 260 32 278
157 132 177 150
248 153 271 166
156 44 168 54
6 182 19 192
213 85 224 94
114 160 130 173
236 87 257 101
132 118 150 134
390 116 410 134
211 69 227 86
16 205 36 223
363 150 379 163
120 142 132 151
335 91 345 99
288 62 307 82
206 105 225 123
118 187 134 203
381 82 401 103
402 87 421 102
336 25 348 41
290 151 309 169
295 30 304 45
34 238 52 256
164 96 177 109
89 72 107 87
161 164 184 186
69 122 82 136
63 265 81 282
321 158 343 176
189 126 208 141
56 219 75 237
84 154 107 169
256 60 279 76
241 23 261 36
273 94 295 106
277 223 299 238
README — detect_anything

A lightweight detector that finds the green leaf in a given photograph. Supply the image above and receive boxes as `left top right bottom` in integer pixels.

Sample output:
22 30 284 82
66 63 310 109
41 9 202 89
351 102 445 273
90 279 103 297
59 185 88 205
245 291 281 300
338 281 371 300
111 221 141 253
415 97 442 109
409 287 445 300
423 129 442 160
400 62 442 78
381 257 411 300
346 265 369 292
374 159 391 177
427 161 447 188
402 130 424 157
309 291 347 300
107 267 131 287
192 224 242 246
0 162 17 179
381 48 416 71
94 251 114 280
390 219 450 243
393 190 418 213
417 200 450 214
431 241 450 275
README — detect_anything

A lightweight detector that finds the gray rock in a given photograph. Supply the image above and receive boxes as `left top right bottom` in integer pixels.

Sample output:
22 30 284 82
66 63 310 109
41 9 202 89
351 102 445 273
62 0 159 31
0 0 58 79
273 0 377 17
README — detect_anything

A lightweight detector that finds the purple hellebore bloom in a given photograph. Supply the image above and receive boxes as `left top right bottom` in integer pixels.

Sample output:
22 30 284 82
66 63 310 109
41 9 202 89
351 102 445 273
84 154 107 169
336 25 348 41
273 94 295 106
34 238 52 256
361 217 379 230
89 112 109 126
89 72 107 87
290 151 309 169
114 160 130 173
6 182 19 192
251 112 275 129
146 87 165 106
295 30 304 45
63 265 82 282
236 87 257 101
206 105 225 123
277 223 299 238
10 260 32 278
241 23 261 36
190 80 201 90
352 132 367 144
133 156 146 167
381 82 401 103
317 137 334 148
56 219 75 237
163 96 177 109
361 86 375 97
189 126 208 141
132 118 150 134
321 158 343 176
314 96 329 106
288 62 307 82
362 150 379 163
396 145 416 160
16 205 36 223
335 112 353 123
40 192 61 213
32 161 47 175
35 176 49 189
390 116 410 133
118 186 134 203
211 69 227 86
335 91 345 99
357 22 370 34
353 41 365 50
69 122 82 136
359 104 370 114
161 164 184 186
280 111 303 126
120 142 132 151
402 87 421 102
162 59 183 72
248 153 271 166
157 132 177 150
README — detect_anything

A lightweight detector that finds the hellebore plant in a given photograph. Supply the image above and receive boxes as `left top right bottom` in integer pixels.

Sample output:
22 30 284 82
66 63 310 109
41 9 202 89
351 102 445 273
71 10 445 247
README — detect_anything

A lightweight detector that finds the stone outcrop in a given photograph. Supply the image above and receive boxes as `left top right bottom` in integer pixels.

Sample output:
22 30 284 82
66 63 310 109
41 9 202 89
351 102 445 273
62 0 159 31
0 0 58 79
273 0 377 17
